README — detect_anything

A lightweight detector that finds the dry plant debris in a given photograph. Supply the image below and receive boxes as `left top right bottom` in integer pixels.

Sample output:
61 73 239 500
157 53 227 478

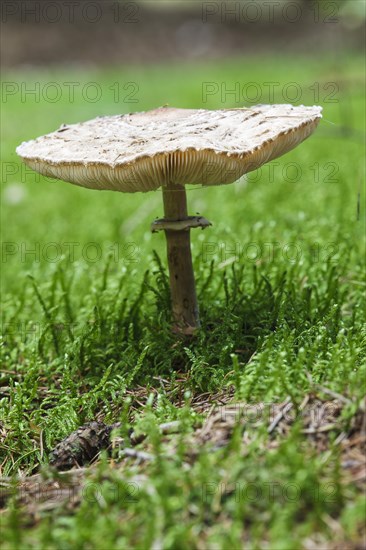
1 393 364 521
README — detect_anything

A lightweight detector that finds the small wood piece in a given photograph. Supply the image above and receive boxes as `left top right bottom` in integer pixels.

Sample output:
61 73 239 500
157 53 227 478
49 421 118 471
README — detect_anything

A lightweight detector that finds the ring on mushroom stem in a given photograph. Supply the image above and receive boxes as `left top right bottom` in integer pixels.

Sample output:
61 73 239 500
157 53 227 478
16 104 322 336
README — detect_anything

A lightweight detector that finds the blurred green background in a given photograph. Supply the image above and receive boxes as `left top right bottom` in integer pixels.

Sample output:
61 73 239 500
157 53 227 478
2 54 365 295
2 1 365 300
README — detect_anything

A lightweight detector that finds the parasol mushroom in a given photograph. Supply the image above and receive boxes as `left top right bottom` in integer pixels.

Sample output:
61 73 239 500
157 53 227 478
16 104 322 335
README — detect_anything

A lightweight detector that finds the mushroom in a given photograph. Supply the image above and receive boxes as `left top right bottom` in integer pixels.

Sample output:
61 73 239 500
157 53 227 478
16 104 322 335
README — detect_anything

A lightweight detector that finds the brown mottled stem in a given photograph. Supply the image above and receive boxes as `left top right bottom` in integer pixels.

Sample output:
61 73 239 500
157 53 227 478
162 183 200 334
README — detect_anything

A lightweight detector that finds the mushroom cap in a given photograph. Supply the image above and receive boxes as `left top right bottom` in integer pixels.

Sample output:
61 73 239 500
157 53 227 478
16 105 322 193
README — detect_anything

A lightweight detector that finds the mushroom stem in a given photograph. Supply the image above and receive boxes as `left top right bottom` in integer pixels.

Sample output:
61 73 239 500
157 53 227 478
162 183 200 334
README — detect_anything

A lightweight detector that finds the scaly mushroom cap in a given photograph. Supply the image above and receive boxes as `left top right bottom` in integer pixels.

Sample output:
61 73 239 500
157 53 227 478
16 105 322 192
